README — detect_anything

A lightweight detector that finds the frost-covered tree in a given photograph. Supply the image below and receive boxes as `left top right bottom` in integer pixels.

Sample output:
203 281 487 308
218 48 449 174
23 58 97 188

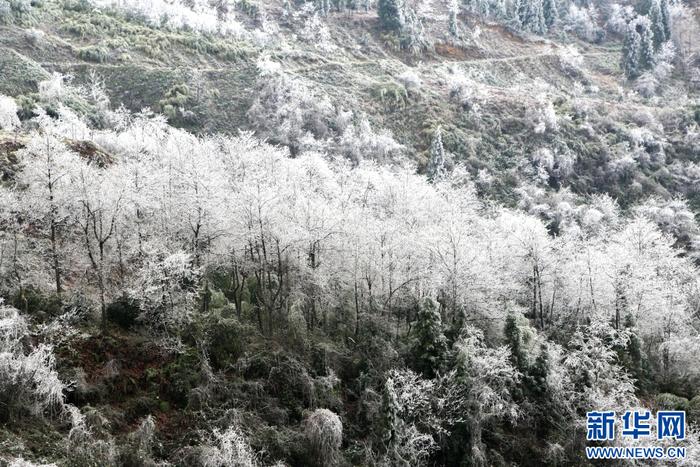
411 297 448 377
542 0 557 30
622 16 656 79
426 126 446 180
16 135 80 300
518 0 546 34
73 162 125 328
448 0 459 37
381 373 439 466
247 64 334 155
0 95 19 130
648 0 668 47
563 4 601 42
378 0 404 32
447 325 520 465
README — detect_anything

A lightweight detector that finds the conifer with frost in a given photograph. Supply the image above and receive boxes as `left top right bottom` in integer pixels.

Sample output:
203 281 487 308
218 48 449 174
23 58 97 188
427 126 446 180
378 0 404 32
648 0 666 47
543 0 558 30
622 16 656 79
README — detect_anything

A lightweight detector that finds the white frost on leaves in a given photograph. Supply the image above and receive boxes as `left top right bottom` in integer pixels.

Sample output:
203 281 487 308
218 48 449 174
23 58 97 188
0 95 20 130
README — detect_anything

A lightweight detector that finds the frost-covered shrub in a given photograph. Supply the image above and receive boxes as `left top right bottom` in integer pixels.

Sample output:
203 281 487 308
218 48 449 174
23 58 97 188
337 116 403 163
304 409 342 467
65 405 119 466
0 94 20 130
77 45 109 63
7 459 58 467
531 147 575 184
557 44 583 73
446 67 483 113
24 27 45 45
0 306 66 422
91 0 247 37
397 69 422 92
38 73 67 104
200 426 260 467
526 94 558 134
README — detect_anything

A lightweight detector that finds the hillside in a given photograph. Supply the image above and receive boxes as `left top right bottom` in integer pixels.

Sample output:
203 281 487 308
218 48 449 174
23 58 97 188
1 0 700 466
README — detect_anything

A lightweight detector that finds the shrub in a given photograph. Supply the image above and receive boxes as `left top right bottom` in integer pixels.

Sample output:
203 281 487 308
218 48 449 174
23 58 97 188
200 426 260 467
688 395 700 424
397 69 422 93
0 306 67 422
77 45 109 63
205 314 250 370
11 286 62 317
106 296 141 329
304 409 343 467
62 0 91 12
654 393 689 411
23 27 45 45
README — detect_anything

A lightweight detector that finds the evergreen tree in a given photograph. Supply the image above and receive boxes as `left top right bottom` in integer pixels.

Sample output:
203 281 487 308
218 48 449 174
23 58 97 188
318 0 331 16
660 0 671 41
491 0 507 19
622 21 642 78
378 0 404 32
543 0 557 30
638 17 656 69
427 126 446 181
518 0 546 34
504 313 529 372
528 343 549 398
622 17 655 79
411 298 448 378
620 312 649 391
648 0 667 47
381 378 409 467
449 0 459 37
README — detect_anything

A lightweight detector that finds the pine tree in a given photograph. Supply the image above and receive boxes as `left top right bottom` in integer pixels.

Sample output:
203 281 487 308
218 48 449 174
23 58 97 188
638 17 656 70
660 0 671 41
411 298 448 378
648 0 667 47
518 0 546 34
381 378 409 467
543 0 558 30
378 0 404 33
528 343 549 398
449 0 459 37
317 0 331 16
504 314 529 372
427 126 446 181
622 17 655 79
491 0 507 19
622 21 642 78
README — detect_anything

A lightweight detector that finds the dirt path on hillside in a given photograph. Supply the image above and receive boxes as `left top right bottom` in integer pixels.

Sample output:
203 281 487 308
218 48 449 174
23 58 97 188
36 50 620 75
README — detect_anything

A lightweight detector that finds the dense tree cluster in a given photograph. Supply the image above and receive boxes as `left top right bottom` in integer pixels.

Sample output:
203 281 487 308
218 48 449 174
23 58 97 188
0 94 699 463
